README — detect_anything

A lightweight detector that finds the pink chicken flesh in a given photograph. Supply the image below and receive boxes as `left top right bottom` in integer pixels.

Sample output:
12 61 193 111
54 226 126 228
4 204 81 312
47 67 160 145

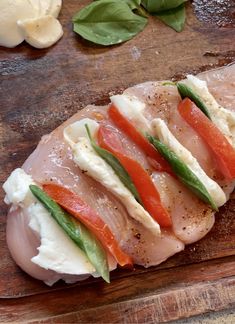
6 64 235 284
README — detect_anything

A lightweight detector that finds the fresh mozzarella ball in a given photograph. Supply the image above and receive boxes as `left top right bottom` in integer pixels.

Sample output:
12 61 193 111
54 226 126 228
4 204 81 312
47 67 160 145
35 0 62 18
0 0 63 48
48 0 62 18
17 15 63 49
0 0 39 47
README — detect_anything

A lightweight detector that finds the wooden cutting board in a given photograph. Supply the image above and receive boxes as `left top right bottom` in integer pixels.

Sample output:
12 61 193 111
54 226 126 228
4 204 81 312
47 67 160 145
0 0 235 322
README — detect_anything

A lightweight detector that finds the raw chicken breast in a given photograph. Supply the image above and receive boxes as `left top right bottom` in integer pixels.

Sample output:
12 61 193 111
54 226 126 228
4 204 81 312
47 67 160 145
5 64 235 284
151 173 214 244
21 105 184 272
7 208 91 285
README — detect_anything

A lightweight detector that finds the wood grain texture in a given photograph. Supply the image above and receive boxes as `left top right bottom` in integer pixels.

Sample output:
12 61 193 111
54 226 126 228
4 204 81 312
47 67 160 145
0 256 235 322
0 0 235 322
32 277 235 323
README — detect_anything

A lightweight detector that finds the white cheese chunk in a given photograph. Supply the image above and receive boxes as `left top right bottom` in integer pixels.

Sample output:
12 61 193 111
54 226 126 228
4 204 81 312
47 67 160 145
3 168 35 207
64 118 99 147
3 168 97 276
0 0 38 47
151 118 226 207
185 75 235 147
28 0 41 17
36 0 62 18
111 94 151 132
17 15 63 49
47 0 62 18
28 203 95 275
64 119 161 236
0 0 63 48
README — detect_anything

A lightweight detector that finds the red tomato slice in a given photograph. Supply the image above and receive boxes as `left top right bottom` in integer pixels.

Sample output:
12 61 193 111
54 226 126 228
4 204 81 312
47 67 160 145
98 125 172 227
108 104 172 174
43 184 133 268
178 98 235 180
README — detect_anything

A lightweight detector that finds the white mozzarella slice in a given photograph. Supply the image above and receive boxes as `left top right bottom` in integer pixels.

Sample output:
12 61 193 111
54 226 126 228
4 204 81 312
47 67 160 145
110 94 151 132
0 0 38 47
151 118 226 207
3 168 98 276
3 168 35 207
64 120 161 236
17 15 63 49
185 75 235 147
64 118 99 147
28 203 96 275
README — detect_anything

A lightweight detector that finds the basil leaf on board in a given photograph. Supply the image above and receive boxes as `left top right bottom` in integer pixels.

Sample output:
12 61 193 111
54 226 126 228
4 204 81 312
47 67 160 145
94 0 141 11
154 4 186 32
85 125 142 204
141 0 187 13
146 135 218 211
30 185 110 283
177 82 211 119
97 0 148 18
72 0 148 46
123 0 141 10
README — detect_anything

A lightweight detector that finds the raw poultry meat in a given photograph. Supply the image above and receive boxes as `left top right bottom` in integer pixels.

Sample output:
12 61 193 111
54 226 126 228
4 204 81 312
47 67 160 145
4 64 235 284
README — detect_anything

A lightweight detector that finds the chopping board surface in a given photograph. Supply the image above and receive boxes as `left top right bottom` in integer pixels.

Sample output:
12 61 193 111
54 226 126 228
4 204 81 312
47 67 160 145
0 0 235 322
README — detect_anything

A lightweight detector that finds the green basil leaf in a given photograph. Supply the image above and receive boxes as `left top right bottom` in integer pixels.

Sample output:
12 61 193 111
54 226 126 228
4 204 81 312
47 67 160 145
141 0 187 13
124 0 149 18
146 135 218 211
72 0 148 46
94 0 141 11
123 0 141 10
85 125 142 204
30 185 110 283
154 4 186 32
177 82 212 119
162 81 176 86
